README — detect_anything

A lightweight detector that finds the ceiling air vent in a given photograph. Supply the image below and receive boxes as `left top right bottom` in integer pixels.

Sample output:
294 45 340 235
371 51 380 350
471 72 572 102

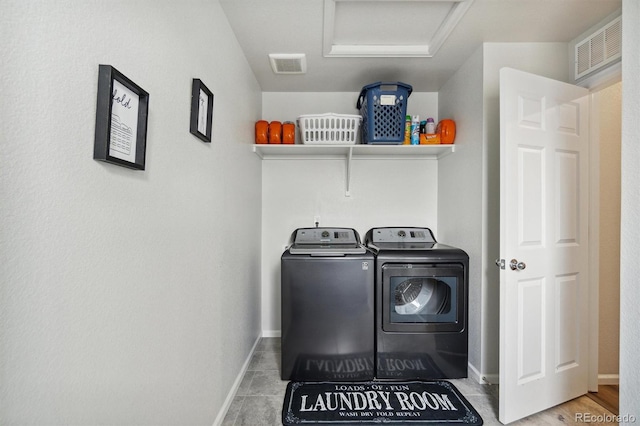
575 16 621 80
269 54 307 74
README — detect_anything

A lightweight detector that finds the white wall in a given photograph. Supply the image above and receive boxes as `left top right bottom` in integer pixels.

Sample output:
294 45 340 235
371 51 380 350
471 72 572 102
437 45 485 377
261 92 438 334
0 1 262 424
620 0 640 419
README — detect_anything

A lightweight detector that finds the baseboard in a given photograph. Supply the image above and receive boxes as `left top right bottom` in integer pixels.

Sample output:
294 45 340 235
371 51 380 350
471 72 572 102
212 334 262 426
598 374 619 386
467 362 498 385
467 362 483 383
466 365 618 387
261 330 281 338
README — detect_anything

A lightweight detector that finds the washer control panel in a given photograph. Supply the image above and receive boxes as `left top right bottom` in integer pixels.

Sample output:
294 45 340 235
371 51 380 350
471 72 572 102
369 227 436 243
294 227 359 244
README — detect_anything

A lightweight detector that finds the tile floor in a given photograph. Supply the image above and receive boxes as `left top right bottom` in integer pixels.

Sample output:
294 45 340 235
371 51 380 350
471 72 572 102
222 338 615 425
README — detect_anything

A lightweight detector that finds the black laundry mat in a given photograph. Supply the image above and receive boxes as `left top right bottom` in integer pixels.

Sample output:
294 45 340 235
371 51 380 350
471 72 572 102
282 380 483 425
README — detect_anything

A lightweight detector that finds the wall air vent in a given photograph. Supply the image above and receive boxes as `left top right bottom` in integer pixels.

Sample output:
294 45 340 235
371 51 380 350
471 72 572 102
269 54 307 74
575 16 621 81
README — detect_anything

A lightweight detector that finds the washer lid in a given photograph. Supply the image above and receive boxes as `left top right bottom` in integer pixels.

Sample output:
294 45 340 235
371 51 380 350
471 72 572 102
289 227 366 255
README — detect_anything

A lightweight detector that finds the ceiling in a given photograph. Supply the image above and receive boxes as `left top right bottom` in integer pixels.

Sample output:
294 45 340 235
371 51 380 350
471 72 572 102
219 0 622 92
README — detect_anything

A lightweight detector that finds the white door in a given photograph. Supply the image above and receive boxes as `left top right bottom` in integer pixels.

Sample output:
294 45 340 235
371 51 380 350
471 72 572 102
499 68 590 424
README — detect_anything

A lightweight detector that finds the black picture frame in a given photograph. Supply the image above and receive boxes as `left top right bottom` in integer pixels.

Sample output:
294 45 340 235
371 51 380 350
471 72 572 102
94 65 149 170
190 79 214 142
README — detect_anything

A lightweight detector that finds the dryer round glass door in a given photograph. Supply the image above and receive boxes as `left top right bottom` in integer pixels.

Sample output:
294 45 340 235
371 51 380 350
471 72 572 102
390 276 455 323
381 263 465 333
394 278 450 315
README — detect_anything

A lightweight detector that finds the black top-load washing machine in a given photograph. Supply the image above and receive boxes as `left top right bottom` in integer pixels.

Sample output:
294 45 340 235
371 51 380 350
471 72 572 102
364 227 469 380
281 227 375 381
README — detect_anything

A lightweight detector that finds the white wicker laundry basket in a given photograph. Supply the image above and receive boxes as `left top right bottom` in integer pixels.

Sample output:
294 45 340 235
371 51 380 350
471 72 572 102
297 113 361 145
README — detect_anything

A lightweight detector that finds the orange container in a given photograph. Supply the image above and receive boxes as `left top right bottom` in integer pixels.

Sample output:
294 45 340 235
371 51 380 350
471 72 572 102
437 119 456 144
282 122 295 144
255 120 268 144
420 133 440 145
268 121 282 144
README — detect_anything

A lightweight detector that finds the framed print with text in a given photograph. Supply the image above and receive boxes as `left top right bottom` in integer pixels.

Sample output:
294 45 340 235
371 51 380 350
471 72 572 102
190 79 214 142
93 65 149 170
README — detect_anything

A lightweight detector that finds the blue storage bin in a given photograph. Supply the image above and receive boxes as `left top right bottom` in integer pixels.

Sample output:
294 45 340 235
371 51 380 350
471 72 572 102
356 82 412 144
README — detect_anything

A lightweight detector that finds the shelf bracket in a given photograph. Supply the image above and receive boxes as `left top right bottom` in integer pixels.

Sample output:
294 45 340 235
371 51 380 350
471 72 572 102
345 147 353 197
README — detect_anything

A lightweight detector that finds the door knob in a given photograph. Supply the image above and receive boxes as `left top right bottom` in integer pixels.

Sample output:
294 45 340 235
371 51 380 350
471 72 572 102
509 259 526 271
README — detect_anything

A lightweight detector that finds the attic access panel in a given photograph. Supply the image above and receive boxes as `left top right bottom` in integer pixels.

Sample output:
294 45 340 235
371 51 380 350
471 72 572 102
323 0 474 57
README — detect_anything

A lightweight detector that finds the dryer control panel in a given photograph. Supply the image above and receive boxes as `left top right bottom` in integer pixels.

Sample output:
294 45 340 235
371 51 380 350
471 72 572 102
369 227 436 243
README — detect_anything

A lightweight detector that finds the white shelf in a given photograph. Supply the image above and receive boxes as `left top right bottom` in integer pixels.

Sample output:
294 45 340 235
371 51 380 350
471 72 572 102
252 144 456 196
252 144 455 160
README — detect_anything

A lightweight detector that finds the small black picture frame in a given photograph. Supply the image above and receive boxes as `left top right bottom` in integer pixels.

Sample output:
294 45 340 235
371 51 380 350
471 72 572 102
94 65 149 170
190 79 214 142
